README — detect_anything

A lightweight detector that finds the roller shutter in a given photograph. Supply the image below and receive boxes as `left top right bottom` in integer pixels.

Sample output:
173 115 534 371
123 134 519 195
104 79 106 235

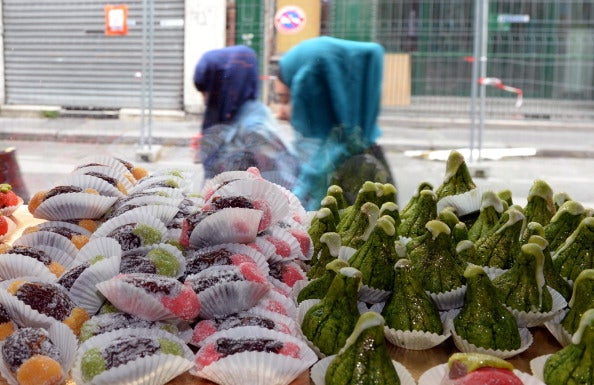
3 0 184 110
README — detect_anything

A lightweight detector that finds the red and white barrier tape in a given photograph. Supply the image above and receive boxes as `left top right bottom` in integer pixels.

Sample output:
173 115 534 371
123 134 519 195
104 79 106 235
479 77 523 108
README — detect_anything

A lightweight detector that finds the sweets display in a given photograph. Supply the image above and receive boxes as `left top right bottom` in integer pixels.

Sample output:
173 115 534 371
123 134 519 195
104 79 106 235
0 150 592 385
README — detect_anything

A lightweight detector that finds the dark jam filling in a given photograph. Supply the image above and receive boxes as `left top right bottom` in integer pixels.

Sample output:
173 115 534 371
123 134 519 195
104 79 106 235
115 158 134 172
46 185 83 199
84 171 119 187
120 254 157 274
215 315 275 331
185 248 233 275
215 338 283 356
39 225 83 239
0 304 11 323
2 327 61 372
185 210 215 228
16 282 75 321
107 204 142 220
107 224 142 250
210 196 254 210
187 270 243 294
8 245 52 265
123 274 178 296
57 262 90 290
268 262 285 281
103 337 159 369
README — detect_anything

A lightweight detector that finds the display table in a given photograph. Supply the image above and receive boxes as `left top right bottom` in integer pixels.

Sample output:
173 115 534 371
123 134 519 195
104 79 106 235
3 206 561 384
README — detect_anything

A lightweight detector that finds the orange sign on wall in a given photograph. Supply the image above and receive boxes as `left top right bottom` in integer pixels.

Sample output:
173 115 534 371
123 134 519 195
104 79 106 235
105 4 129 36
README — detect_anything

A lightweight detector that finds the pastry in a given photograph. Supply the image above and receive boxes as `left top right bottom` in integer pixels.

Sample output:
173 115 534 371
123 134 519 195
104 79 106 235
439 352 523 385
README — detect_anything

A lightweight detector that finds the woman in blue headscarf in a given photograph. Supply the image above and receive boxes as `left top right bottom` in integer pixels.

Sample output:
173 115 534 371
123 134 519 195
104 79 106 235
194 45 298 189
275 36 394 210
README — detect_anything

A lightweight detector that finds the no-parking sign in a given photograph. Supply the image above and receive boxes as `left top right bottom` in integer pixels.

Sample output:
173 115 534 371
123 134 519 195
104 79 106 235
274 5 306 34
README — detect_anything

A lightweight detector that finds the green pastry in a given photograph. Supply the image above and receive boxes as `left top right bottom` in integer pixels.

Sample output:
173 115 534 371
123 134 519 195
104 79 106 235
398 189 438 239
467 190 505 242
298 258 349 303
528 234 572 301
454 265 521 351
340 202 380 250
301 267 362 356
325 312 400 385
400 181 433 219
561 269 594 335
435 150 477 200
544 200 586 252
306 232 342 279
553 217 594 281
522 179 556 239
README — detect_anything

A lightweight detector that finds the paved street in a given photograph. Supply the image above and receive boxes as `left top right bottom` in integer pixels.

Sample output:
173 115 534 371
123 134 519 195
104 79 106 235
4 118 594 211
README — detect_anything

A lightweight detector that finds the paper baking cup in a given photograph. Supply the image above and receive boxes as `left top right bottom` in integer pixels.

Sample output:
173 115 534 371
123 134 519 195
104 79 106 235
505 287 567 327
75 236 123 264
419 362 546 385
13 231 79 269
253 289 297 319
130 174 188 194
0 322 78 385
274 184 308 226
384 311 451 350
311 355 416 385
359 284 391 304
268 260 307 289
0 278 81 331
150 166 198 181
187 265 270 319
123 243 186 278
210 178 290 232
0 253 58 281
192 326 317 385
447 315 534 359
70 164 135 193
96 275 196 321
76 155 135 179
200 170 262 201
258 227 302 262
68 255 122 315
71 327 194 385
0 197 23 217
544 309 572 347
529 354 552 382
186 242 270 277
428 284 466 311
189 208 262 248
60 173 126 198
113 194 184 212
32 192 118 221
92 210 168 243
0 216 16 242
35 219 92 236
108 203 180 228
436 187 490 216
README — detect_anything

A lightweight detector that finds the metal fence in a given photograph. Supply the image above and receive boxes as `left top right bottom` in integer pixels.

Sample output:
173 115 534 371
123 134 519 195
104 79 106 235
232 0 594 121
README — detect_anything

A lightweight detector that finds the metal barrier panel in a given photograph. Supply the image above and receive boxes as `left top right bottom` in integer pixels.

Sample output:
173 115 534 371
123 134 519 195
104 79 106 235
232 0 594 121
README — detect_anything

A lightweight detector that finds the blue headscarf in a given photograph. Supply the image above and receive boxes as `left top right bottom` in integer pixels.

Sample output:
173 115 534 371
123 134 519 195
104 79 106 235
279 37 385 209
194 45 259 130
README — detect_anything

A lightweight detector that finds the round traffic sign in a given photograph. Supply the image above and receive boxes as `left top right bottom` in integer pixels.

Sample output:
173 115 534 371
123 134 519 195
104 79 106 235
274 6 307 34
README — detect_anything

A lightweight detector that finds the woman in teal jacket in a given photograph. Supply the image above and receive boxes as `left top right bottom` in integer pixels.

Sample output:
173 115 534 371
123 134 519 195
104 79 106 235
275 36 394 210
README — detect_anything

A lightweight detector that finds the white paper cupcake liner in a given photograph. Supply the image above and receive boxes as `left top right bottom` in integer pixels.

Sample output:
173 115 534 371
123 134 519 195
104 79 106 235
446 313 534 359
427 285 466 311
384 311 452 350
0 196 24 217
544 308 572 347
253 289 297 319
419 362 546 385
35 219 92 236
200 170 262 201
32 192 118 221
0 322 78 385
96 275 199 322
113 194 184 212
75 236 123 264
71 327 194 385
60 173 126 198
529 354 552 382
0 253 58 281
210 178 290 232
72 164 136 193
186 264 271 319
68 254 122 315
14 230 79 268
286 227 314 261
289 278 309 303
310 355 416 385
124 243 186 278
110 204 180 227
274 184 308 226
189 208 262 248
75 156 135 181
258 227 302 262
192 326 317 385
0 216 17 242
186 242 270 277
359 284 391 304
130 174 188 194
436 187 490 216
505 287 567 327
